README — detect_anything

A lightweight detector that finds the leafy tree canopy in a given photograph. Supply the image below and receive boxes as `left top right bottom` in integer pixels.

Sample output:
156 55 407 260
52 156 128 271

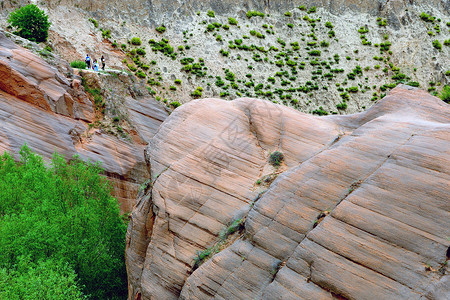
7 4 51 42
0 145 128 299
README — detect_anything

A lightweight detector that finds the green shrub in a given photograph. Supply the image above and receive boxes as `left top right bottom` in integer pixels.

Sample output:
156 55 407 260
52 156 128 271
420 12 431 22
174 79 182 84
325 21 333 29
7 4 51 42
298 5 306 10
432 40 442 50
228 17 238 25
89 18 98 28
406 81 420 87
135 70 146 78
284 11 291 17
336 102 348 110
320 41 329 47
444 40 450 46
348 86 359 93
170 101 181 108
70 60 87 69
136 48 146 55
269 151 284 167
0 146 127 299
246 10 265 18
101 29 111 39
312 106 328 116
308 50 321 56
287 23 294 28
439 85 450 103
207 10 215 17
155 25 166 33
307 6 317 13
191 87 203 98
131 37 142 45
169 85 177 91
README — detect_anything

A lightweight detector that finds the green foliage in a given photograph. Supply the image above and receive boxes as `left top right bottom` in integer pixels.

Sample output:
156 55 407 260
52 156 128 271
307 6 317 14
0 146 127 299
7 4 51 42
269 151 284 167
0 257 85 299
191 87 203 98
406 81 420 87
420 12 433 22
70 60 87 69
170 101 181 108
325 21 333 29
136 48 146 55
207 10 215 18
174 79 182 84
432 40 442 50
131 37 141 45
308 50 321 56
100 28 111 39
155 25 166 33
228 17 238 25
136 70 146 78
284 11 291 17
336 102 348 110
246 10 265 18
312 106 329 116
439 85 450 103
89 18 98 28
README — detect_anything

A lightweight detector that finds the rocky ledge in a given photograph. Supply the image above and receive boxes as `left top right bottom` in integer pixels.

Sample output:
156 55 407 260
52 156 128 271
126 85 449 299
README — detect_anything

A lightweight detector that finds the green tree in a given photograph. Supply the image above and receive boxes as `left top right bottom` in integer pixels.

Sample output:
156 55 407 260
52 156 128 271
7 4 51 42
0 145 128 299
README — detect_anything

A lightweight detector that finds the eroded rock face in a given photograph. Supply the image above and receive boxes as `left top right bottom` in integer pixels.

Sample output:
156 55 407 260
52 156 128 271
126 85 449 299
0 32 168 213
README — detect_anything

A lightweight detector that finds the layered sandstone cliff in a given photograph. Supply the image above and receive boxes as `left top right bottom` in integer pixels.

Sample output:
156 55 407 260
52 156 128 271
0 31 168 212
126 85 449 299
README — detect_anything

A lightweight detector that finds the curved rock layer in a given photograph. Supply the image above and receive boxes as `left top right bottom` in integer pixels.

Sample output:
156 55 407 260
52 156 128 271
0 32 168 212
126 85 449 299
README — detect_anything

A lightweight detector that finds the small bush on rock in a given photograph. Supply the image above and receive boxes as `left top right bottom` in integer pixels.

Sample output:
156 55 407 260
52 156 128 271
269 151 284 167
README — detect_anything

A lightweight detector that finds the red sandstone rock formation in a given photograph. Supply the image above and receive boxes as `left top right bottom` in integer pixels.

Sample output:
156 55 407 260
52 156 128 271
126 86 449 299
0 32 168 212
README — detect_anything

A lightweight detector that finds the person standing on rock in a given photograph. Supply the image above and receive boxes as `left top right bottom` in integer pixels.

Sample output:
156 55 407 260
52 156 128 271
101 55 106 71
93 59 99 71
85 54 91 69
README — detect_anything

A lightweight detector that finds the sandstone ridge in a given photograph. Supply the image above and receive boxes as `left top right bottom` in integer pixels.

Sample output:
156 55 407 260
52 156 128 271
126 85 449 299
0 32 168 212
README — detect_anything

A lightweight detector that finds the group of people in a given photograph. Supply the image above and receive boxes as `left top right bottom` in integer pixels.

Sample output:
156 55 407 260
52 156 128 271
85 54 106 71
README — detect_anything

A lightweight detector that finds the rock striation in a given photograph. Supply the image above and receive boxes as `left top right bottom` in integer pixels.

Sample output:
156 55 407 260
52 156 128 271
0 32 168 212
126 85 449 299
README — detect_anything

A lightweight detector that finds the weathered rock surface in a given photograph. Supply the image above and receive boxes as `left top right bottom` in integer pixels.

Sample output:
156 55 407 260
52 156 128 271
126 85 449 299
0 32 168 212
